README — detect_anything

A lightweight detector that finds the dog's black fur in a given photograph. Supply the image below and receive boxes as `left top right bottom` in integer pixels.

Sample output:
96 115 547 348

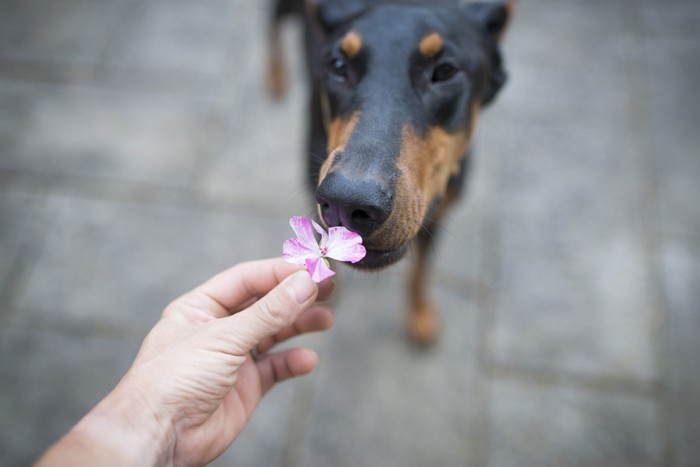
269 0 512 344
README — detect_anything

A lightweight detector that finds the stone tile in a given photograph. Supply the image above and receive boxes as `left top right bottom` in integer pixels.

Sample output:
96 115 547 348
300 273 480 467
0 192 40 302
10 196 291 330
0 326 141 466
640 0 700 40
488 380 663 467
196 85 309 209
643 38 700 237
104 0 251 76
659 241 700 467
500 0 640 126
196 19 310 209
0 0 259 95
0 0 131 63
0 81 212 186
491 123 657 382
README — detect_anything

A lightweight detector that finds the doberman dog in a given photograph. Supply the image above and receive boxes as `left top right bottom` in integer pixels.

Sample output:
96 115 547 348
268 0 512 345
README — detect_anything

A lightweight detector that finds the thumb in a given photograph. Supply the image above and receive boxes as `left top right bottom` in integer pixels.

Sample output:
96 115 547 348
217 270 318 354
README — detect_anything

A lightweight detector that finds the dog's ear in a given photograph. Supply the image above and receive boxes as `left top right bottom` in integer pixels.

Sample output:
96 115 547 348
462 1 514 105
463 1 513 42
306 0 369 35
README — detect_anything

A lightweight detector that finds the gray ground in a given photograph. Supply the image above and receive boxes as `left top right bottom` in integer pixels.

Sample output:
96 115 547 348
1 0 699 466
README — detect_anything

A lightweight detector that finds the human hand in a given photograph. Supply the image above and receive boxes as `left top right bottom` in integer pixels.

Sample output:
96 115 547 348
36 258 335 467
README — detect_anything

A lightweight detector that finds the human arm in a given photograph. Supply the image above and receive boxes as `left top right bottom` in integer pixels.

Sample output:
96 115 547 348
35 258 335 467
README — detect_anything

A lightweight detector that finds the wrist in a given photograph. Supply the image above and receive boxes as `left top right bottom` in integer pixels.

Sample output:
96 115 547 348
87 383 176 466
38 383 176 467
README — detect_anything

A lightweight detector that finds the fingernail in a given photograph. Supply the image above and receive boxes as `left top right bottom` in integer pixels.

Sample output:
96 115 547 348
286 270 316 304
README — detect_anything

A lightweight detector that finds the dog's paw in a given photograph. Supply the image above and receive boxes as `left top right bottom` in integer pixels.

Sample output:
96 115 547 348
407 305 440 347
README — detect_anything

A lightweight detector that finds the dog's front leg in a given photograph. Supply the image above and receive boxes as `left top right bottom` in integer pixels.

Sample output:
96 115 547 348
406 153 469 346
407 227 441 346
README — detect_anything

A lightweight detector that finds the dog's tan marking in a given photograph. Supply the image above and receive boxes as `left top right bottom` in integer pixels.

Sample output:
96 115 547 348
501 0 516 42
341 31 363 58
319 112 361 185
418 32 444 58
361 102 480 252
398 103 480 345
398 125 471 211
326 112 360 154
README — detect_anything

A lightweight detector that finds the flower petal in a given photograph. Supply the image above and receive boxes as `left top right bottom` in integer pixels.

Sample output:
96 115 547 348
324 226 367 263
289 216 319 251
282 238 319 266
306 257 336 283
311 219 329 250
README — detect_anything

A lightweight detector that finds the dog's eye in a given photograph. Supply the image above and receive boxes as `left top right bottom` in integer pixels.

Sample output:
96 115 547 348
431 62 459 83
328 57 348 79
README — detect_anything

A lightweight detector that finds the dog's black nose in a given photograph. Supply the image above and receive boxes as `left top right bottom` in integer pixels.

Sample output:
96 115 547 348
316 172 393 237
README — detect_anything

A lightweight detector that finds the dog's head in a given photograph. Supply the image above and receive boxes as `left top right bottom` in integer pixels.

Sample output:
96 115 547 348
310 1 512 269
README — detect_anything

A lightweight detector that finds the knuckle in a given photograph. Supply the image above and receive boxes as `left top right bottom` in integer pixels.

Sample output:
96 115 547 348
256 293 293 329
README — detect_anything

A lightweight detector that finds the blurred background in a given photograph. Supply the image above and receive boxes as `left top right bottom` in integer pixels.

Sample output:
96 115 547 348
0 0 698 465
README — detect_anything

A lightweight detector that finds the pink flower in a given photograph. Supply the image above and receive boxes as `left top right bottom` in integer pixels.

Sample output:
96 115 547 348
282 216 366 282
